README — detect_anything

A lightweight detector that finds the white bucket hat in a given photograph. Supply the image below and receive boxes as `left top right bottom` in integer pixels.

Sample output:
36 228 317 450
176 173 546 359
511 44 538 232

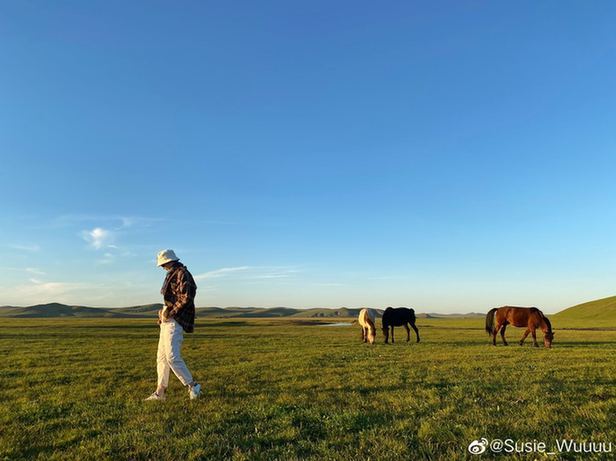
156 249 180 267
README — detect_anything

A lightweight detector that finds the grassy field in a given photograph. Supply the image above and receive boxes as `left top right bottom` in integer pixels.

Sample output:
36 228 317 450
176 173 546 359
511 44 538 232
1 317 614 460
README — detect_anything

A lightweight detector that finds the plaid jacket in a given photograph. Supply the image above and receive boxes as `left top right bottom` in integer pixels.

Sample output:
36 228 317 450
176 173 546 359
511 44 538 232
161 262 197 333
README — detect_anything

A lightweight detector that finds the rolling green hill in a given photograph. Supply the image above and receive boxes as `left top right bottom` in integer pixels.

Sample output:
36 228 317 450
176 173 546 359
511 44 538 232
108 303 610 324
290 307 369 318
553 295 616 328
0 303 481 319
0 303 131 318
0 303 152 318
112 304 163 314
416 312 484 319
8 298 614 326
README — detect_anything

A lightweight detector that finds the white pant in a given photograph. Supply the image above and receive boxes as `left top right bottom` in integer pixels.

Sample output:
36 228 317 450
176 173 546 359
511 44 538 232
157 319 193 389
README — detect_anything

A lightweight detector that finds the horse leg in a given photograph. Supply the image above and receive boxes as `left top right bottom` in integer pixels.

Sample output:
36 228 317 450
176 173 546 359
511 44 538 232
531 327 539 347
500 323 508 346
404 324 410 342
411 322 420 343
361 327 367 343
492 322 502 346
519 329 530 346
391 326 395 343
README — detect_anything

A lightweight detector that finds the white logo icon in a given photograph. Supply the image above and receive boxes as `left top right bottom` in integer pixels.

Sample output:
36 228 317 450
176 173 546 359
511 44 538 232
468 438 488 455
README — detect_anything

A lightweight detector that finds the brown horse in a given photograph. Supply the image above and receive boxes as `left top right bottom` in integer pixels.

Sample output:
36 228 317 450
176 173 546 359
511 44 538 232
485 306 554 348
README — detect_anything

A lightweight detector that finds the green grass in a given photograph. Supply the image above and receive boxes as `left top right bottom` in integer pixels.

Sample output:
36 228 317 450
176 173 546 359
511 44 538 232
1 317 614 460
552 296 616 329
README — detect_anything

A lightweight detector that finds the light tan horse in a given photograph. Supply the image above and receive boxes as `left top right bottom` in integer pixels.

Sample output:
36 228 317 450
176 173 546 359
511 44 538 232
358 308 377 344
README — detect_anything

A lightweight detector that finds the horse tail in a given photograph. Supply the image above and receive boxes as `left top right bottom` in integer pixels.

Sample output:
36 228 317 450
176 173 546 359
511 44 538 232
382 307 390 328
409 308 416 324
485 308 498 335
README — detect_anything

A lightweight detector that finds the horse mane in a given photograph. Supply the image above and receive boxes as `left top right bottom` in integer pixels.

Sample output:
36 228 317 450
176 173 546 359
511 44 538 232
533 308 552 332
366 317 376 333
528 307 552 332
541 313 552 332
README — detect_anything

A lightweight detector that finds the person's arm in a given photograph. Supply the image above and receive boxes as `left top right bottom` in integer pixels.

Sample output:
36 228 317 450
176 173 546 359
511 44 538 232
169 270 196 317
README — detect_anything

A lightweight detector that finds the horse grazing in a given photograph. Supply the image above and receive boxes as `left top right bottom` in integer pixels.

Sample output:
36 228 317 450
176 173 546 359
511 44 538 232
358 308 377 344
382 307 420 344
485 306 554 348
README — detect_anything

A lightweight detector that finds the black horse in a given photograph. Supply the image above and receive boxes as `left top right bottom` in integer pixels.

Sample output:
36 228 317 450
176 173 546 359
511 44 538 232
382 307 420 344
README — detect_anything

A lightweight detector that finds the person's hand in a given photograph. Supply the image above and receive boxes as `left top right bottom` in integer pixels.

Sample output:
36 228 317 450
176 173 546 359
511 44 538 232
161 308 173 322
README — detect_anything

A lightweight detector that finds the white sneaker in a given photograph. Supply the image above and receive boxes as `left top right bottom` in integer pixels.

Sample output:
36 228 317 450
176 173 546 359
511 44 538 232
189 383 201 400
144 392 166 401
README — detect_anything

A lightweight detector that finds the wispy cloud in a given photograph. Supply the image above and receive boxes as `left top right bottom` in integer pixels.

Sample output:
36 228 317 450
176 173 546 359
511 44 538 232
118 216 163 228
10 278 91 303
194 266 251 280
1 276 157 306
54 214 164 230
7 267 47 275
68 216 164 258
194 266 300 281
0 275 160 307
251 272 294 279
248 267 300 280
97 252 115 265
8 243 40 252
82 227 114 249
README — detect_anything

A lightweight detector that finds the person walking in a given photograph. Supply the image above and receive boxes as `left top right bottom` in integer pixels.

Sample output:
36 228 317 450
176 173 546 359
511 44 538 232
145 249 201 401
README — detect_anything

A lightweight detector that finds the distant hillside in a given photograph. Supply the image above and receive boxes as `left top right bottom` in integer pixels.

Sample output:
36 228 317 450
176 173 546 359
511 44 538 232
112 304 163 314
0 303 164 318
197 307 373 318
416 312 484 319
0 303 481 319
290 307 375 318
553 296 616 328
196 307 238 317
0 303 133 318
3 298 615 326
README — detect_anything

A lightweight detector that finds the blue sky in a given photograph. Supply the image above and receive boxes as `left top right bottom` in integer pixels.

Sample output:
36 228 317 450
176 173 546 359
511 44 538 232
1 1 615 312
